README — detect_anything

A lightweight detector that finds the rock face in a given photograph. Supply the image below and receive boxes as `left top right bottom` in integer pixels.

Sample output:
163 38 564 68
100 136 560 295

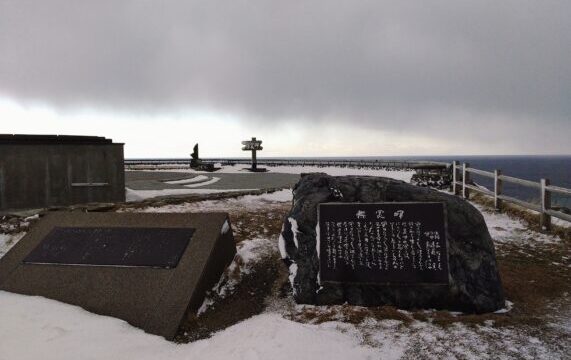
279 173 505 313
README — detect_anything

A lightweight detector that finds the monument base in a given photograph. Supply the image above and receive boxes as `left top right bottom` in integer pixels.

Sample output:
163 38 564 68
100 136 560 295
279 173 505 313
0 212 236 339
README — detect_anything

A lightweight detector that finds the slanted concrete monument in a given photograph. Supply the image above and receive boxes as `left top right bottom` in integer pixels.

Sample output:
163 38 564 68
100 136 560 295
0 212 236 339
280 173 505 313
241 137 265 172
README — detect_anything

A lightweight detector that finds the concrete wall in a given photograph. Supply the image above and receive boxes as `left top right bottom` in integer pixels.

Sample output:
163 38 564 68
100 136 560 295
0 142 125 212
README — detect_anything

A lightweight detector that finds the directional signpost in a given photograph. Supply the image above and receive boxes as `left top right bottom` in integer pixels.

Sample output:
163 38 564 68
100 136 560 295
242 137 264 171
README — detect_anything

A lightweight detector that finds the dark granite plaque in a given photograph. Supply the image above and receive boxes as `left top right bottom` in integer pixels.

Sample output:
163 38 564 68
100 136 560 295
318 202 448 285
23 227 194 268
0 212 236 340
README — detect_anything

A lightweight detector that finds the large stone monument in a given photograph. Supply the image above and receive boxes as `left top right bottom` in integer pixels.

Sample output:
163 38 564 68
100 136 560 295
0 212 236 339
279 173 505 313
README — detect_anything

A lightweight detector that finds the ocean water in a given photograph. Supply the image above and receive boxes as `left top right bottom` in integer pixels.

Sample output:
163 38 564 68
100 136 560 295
318 155 571 208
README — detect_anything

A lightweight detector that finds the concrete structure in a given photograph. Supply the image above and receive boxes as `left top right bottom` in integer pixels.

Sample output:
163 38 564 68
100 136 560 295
0 212 237 339
0 134 125 212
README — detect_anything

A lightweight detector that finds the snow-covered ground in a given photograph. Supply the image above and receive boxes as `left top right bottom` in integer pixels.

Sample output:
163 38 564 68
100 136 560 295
0 291 380 360
124 188 293 213
473 202 562 247
1 166 570 359
125 187 258 202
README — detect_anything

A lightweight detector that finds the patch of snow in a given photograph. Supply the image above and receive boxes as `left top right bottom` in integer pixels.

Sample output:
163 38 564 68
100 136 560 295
183 177 221 188
278 233 287 259
235 238 275 267
360 317 559 360
125 188 257 202
553 217 571 228
473 202 560 246
494 300 514 314
315 223 321 259
220 220 230 235
0 232 26 258
254 188 293 202
288 217 299 248
24 214 40 222
127 189 293 213
197 297 215 317
199 237 277 313
0 291 381 360
288 263 298 295
165 175 209 185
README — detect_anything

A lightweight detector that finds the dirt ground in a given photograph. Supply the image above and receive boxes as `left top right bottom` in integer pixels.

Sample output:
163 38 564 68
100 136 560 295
2 193 570 357
168 197 571 356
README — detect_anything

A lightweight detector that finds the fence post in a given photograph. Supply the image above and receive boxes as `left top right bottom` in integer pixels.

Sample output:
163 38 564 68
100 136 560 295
462 163 470 199
494 169 502 211
541 178 552 231
452 161 459 195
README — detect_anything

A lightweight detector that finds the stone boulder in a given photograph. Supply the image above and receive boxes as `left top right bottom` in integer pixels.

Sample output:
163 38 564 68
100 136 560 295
279 173 505 313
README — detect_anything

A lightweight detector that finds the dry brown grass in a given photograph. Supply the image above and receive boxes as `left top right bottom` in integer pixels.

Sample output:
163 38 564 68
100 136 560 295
171 191 571 344
4 188 568 346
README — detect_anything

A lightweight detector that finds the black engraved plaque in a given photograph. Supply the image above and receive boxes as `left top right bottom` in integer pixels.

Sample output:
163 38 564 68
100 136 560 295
318 202 449 285
23 227 194 268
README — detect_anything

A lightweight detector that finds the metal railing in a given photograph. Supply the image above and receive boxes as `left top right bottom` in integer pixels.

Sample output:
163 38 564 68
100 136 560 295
451 161 571 229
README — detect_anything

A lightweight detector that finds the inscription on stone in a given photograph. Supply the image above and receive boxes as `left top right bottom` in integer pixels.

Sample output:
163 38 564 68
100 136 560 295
23 227 194 268
318 202 449 285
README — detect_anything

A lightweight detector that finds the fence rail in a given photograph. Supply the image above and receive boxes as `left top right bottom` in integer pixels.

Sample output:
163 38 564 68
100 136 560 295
451 161 571 229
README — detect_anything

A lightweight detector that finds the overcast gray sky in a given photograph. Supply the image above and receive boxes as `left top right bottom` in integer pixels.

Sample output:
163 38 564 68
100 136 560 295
1 1 570 157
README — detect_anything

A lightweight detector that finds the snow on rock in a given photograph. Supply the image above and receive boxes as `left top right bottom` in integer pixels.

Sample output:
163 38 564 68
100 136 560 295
0 232 26 258
288 263 299 296
220 220 230 235
288 217 300 248
0 291 381 360
278 234 287 259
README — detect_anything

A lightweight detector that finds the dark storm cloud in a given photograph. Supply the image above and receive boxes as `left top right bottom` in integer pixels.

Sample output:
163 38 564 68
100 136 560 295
1 1 570 151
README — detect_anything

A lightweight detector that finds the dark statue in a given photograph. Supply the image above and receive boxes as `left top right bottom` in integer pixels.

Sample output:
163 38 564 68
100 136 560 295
190 143 216 172
190 143 200 168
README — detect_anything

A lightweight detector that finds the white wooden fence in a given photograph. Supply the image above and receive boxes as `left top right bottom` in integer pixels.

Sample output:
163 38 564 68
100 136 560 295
451 161 571 230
